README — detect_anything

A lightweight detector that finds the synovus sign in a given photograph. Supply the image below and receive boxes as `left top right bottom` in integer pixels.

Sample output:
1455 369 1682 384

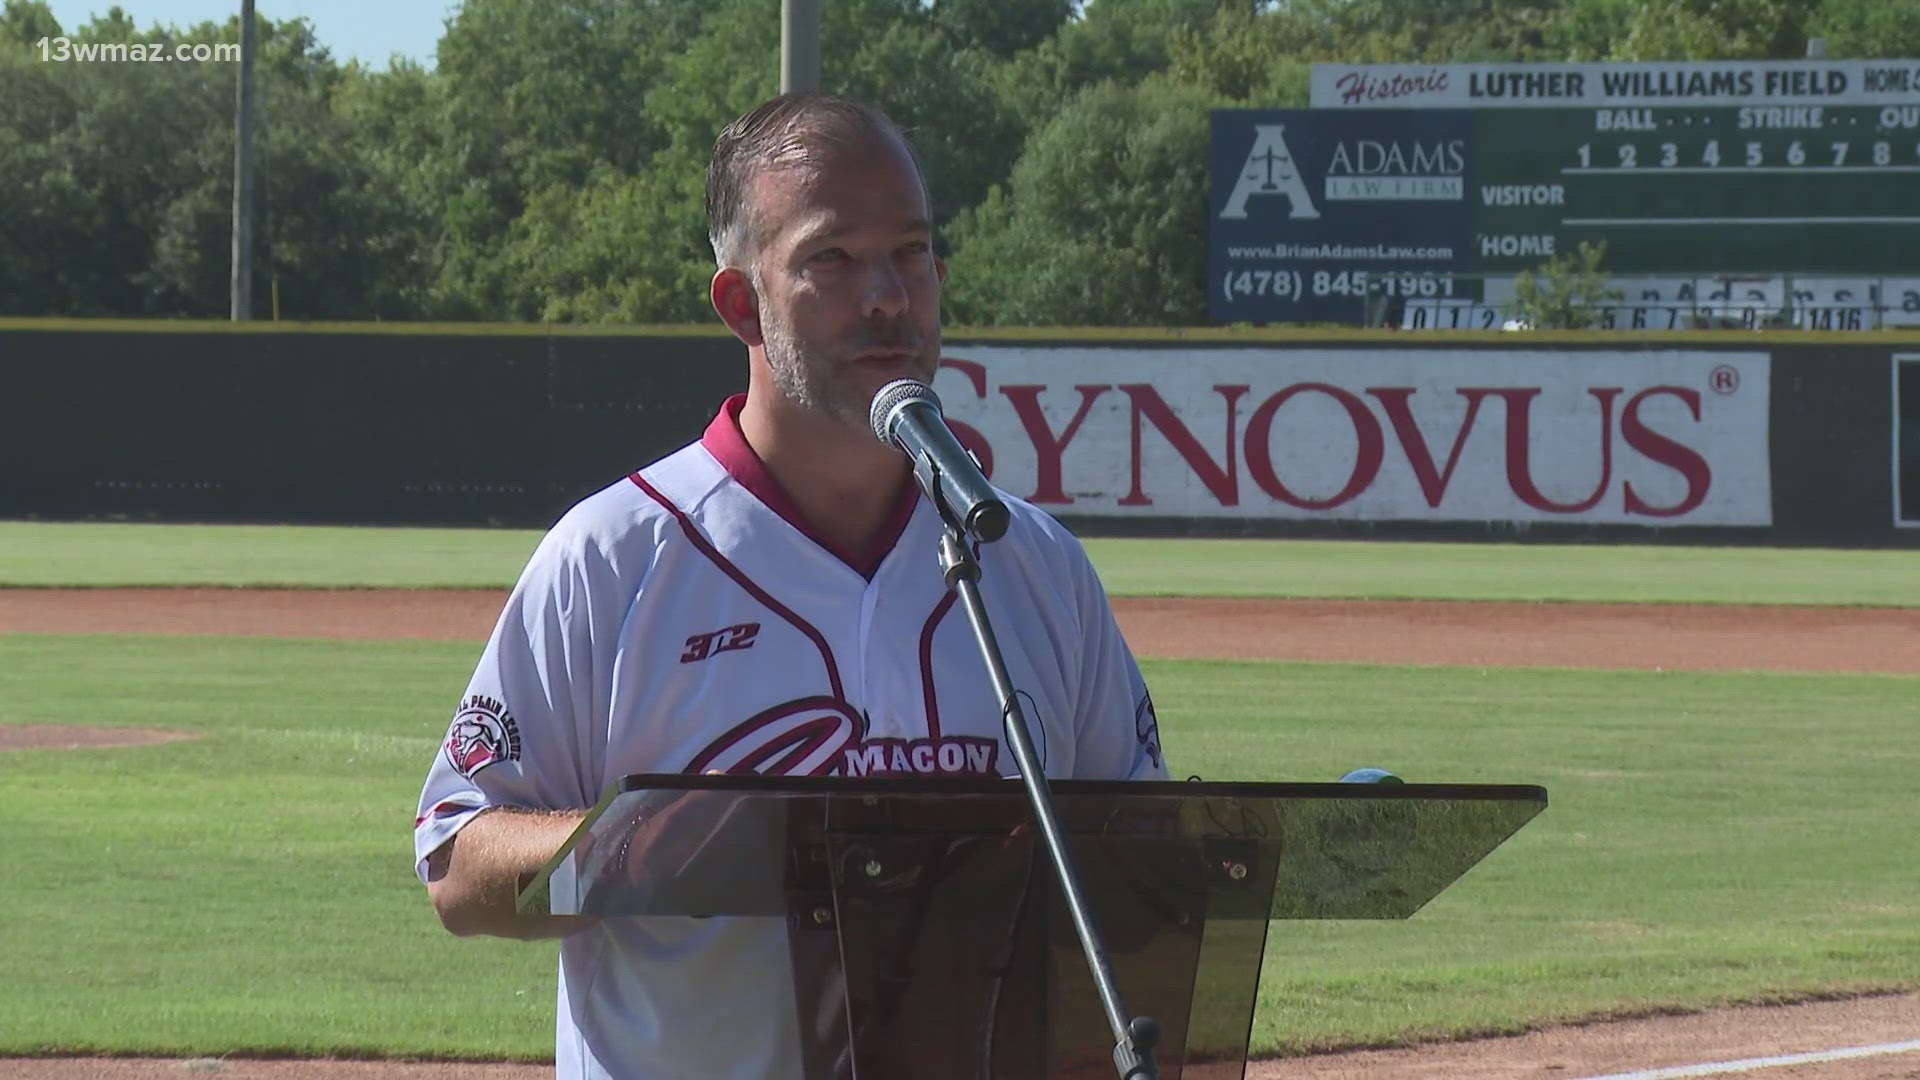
932 349 1770 526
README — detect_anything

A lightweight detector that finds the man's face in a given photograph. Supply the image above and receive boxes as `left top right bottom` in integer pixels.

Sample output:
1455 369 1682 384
745 135 944 427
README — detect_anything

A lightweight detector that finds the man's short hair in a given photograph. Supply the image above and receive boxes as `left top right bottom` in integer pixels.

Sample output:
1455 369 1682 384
705 92 926 270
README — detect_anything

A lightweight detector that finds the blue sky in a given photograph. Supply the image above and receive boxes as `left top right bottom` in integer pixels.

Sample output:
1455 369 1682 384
45 0 456 69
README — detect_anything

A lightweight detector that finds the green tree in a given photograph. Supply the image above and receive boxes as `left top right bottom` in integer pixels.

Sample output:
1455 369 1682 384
1609 0 1813 60
0 12 232 314
459 0 766 323
927 0 1073 58
832 14 1025 229
427 0 711 315
987 0 1231 131
331 59 449 314
436 0 708 188
945 78 1222 326
1163 3 1312 104
1810 0 1920 58
0 7 434 317
1504 241 1624 330
498 167 713 323
149 15 437 318
0 60 97 313
0 0 61 45
642 0 1025 232
488 0 1030 323
1278 0 1631 64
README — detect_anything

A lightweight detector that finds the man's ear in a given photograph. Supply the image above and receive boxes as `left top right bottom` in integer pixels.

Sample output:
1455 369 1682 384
935 255 948 287
711 266 763 347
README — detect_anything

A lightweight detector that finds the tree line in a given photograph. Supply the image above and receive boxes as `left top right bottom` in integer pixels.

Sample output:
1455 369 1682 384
2 0 1913 326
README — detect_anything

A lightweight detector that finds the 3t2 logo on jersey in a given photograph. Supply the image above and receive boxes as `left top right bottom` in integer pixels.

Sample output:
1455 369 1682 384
681 622 761 663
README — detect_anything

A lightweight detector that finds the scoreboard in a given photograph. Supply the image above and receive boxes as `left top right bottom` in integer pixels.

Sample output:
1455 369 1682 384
1208 60 1920 325
1475 103 1920 273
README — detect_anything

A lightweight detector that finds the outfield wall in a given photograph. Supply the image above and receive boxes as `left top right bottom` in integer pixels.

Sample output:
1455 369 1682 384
3 321 1915 546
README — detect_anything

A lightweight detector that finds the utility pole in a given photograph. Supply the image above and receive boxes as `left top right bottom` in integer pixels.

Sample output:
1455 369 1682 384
230 0 256 320
781 0 819 93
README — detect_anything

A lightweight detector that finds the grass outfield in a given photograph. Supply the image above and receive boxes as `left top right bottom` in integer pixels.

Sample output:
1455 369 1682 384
3 520 1919 604
0 634 1915 1058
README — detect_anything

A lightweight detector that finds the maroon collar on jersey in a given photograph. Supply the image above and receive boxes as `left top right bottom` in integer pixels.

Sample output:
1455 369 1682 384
701 394 921 580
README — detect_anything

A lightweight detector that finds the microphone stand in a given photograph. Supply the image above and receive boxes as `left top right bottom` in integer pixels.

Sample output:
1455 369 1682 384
928 468 1160 1080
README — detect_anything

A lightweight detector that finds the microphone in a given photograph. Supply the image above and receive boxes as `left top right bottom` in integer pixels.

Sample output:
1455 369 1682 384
869 378 1009 543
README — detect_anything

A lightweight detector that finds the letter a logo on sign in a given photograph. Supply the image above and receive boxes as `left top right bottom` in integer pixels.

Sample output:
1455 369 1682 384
1220 124 1319 220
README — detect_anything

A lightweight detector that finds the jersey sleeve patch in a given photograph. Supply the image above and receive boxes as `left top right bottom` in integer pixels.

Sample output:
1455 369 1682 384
442 694 522 780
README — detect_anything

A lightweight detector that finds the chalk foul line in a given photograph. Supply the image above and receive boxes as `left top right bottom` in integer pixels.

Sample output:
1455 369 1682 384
1577 1038 1920 1080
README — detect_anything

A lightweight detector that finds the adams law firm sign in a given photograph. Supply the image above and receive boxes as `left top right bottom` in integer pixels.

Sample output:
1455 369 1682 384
930 349 1771 526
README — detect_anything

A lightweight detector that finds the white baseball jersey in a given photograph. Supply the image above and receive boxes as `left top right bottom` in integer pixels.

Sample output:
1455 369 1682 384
414 395 1166 1080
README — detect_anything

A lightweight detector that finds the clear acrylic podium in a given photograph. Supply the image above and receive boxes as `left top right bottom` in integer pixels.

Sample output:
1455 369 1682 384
519 774 1546 1079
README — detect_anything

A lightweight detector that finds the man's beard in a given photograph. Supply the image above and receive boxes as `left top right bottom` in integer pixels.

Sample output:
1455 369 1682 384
762 312 934 427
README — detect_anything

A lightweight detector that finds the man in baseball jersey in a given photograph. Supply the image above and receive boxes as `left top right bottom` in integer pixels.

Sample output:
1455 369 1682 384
414 92 1167 1079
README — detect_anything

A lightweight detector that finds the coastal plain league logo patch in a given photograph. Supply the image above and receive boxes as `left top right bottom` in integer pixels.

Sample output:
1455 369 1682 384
443 694 522 780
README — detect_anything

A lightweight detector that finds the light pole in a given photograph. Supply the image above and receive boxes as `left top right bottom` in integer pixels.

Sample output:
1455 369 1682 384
781 0 819 93
230 0 255 320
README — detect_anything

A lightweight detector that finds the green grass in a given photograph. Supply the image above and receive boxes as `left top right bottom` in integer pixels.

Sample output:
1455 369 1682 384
1 634 1914 1059
0 634 551 1059
1170 660 1920 1052
5 521 1918 604
0 522 541 589
1082 537 1920 605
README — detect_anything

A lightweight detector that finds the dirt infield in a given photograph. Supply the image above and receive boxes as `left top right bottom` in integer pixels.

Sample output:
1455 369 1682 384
3 588 1916 1077
6 996 1917 1079
4 587 1918 674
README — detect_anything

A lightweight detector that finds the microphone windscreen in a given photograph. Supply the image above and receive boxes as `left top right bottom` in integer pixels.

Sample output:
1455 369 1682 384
868 378 940 445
